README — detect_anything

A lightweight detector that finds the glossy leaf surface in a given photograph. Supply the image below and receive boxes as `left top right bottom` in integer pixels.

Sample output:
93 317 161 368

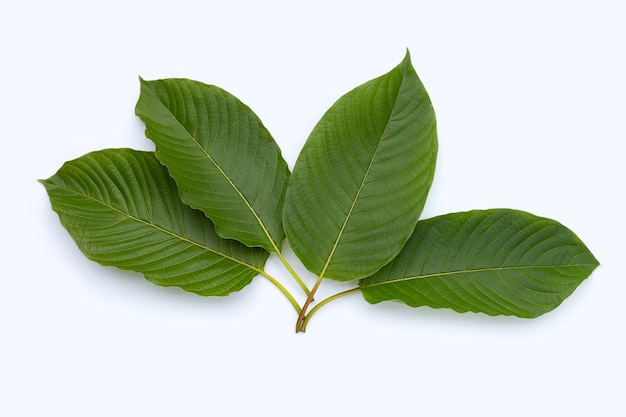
283 51 438 281
360 209 599 317
135 78 290 252
40 149 269 296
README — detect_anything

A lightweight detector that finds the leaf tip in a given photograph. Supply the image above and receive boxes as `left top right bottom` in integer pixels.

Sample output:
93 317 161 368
138 76 150 89
398 48 415 75
38 177 56 194
591 256 600 269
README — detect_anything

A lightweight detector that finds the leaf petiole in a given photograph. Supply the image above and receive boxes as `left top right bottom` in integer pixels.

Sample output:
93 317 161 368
275 251 310 295
259 270 302 314
295 275 324 332
299 287 360 332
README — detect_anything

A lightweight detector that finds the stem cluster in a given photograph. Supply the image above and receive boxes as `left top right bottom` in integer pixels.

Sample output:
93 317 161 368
264 251 358 332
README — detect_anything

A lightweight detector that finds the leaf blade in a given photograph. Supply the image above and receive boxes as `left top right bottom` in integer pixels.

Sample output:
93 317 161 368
360 209 599 317
40 149 269 296
283 51 438 280
135 78 289 252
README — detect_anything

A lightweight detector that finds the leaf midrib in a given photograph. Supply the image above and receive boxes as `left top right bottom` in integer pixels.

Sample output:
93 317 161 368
51 181 264 274
360 264 597 288
318 72 404 278
151 85 279 253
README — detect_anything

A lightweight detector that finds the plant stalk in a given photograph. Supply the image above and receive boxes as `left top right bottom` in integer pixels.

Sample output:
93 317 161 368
294 276 322 332
295 275 327 332
299 287 360 332
259 271 301 314
275 251 310 295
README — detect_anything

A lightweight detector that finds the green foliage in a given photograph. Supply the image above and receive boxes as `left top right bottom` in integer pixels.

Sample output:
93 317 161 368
41 50 599 332
135 78 290 253
283 52 437 281
360 209 598 317
40 149 270 296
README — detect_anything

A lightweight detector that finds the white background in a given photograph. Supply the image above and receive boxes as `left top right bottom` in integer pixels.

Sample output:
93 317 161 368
2 1 624 415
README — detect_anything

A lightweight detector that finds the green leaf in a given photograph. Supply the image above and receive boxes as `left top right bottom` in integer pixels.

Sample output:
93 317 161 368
360 209 599 317
40 149 269 296
135 78 290 253
283 51 438 281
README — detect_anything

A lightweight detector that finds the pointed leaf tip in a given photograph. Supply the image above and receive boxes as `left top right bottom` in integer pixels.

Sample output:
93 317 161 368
403 48 411 61
397 49 412 72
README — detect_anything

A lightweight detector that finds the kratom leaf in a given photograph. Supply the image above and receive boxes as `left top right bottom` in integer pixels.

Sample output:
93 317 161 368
40 52 600 332
360 209 599 317
135 78 290 252
40 149 269 296
283 51 438 281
